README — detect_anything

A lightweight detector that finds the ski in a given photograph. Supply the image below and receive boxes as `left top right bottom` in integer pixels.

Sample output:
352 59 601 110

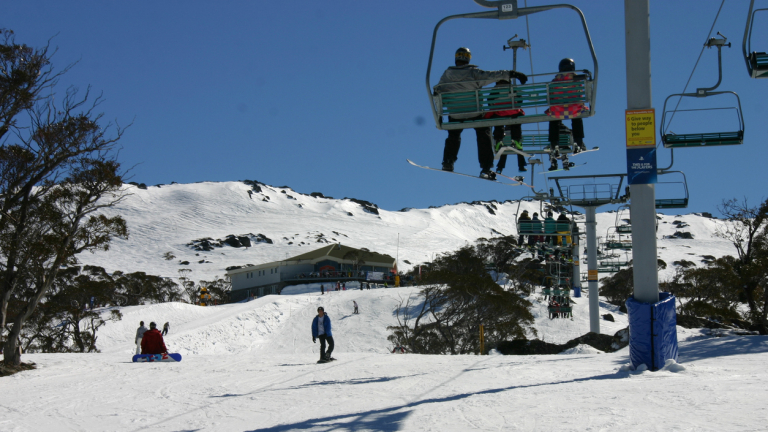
407 159 523 186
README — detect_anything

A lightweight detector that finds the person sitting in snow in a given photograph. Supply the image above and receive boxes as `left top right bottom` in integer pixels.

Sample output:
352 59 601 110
141 322 168 355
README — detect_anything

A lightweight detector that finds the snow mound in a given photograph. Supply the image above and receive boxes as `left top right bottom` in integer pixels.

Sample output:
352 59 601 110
560 344 604 355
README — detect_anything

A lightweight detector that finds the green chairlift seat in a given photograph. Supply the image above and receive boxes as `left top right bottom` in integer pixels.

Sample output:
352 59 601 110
605 241 632 250
663 131 743 148
518 221 574 235
655 198 689 209
616 225 632 234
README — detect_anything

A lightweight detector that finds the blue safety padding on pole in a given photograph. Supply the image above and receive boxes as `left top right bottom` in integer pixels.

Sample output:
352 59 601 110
652 292 678 369
573 286 582 297
626 296 652 369
626 292 679 371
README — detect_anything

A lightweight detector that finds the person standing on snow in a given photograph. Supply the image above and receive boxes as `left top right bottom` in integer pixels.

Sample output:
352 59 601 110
162 322 170 336
311 306 334 362
135 321 148 355
321 284 325 295
141 322 168 355
433 47 527 180
352 300 359 314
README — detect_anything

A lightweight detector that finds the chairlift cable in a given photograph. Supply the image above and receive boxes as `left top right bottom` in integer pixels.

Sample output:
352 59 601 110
663 0 725 140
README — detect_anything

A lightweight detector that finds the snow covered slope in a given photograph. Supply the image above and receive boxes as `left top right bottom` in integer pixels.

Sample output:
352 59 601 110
4 286 768 431
84 181 737 286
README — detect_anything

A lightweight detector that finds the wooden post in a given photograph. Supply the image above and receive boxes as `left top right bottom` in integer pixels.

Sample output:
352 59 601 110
479 324 485 355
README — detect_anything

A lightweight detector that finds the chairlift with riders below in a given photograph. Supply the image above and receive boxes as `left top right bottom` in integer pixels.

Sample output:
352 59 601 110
426 0 598 131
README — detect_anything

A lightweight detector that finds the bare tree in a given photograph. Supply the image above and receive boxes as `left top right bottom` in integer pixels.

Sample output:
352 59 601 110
0 32 129 364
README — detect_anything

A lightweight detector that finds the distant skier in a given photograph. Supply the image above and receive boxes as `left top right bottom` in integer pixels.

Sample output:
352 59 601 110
352 300 359 314
311 307 334 362
162 322 170 336
321 284 325 295
141 322 168 355
135 321 148 355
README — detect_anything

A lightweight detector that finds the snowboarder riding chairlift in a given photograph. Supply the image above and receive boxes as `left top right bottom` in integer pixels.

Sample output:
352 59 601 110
434 47 527 180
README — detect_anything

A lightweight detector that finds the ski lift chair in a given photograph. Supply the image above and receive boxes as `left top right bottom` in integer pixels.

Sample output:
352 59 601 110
743 0 768 78
426 1 598 131
661 33 745 148
654 171 689 209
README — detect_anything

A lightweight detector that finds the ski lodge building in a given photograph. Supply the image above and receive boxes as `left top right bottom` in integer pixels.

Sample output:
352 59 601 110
227 243 396 302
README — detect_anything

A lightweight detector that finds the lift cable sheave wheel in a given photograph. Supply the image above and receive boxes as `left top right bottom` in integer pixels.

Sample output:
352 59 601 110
426 1 598 131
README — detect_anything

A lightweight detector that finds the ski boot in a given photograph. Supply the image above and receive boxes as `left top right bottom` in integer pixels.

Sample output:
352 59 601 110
479 169 497 180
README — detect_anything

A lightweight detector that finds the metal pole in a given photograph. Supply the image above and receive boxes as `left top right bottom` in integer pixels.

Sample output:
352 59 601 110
585 206 599 333
625 0 659 304
572 225 581 296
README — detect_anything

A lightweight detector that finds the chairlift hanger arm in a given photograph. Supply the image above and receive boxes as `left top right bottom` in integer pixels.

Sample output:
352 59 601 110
697 33 730 94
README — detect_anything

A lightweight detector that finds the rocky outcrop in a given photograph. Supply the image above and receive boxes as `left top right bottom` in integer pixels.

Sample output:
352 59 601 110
494 328 629 355
188 233 273 251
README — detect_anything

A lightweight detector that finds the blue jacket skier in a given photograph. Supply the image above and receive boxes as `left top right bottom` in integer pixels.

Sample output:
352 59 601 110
311 307 334 362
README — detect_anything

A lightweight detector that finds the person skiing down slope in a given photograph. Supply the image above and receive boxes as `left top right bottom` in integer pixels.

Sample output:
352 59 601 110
311 307 335 363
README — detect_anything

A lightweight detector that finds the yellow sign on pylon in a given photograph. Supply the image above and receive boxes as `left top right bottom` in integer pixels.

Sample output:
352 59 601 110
625 109 656 147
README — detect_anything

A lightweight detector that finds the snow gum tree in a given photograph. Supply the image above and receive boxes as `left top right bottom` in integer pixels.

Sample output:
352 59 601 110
712 198 768 334
0 29 128 365
388 245 535 355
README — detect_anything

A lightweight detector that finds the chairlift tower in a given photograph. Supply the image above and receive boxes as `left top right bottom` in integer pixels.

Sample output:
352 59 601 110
624 0 678 371
549 173 629 333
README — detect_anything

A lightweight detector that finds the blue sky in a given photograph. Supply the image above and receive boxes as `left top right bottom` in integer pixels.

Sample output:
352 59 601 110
2 0 765 215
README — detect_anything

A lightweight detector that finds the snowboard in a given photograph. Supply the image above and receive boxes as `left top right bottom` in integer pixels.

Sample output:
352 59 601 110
568 146 600 158
317 357 337 364
494 171 533 188
407 159 524 186
132 353 182 362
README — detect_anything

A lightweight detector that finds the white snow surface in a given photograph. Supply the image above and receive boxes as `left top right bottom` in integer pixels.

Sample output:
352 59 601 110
3 181 765 431
3 286 768 431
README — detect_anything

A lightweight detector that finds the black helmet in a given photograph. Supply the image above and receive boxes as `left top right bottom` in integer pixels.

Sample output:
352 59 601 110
455 47 471 63
558 58 576 72
149 322 157 329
